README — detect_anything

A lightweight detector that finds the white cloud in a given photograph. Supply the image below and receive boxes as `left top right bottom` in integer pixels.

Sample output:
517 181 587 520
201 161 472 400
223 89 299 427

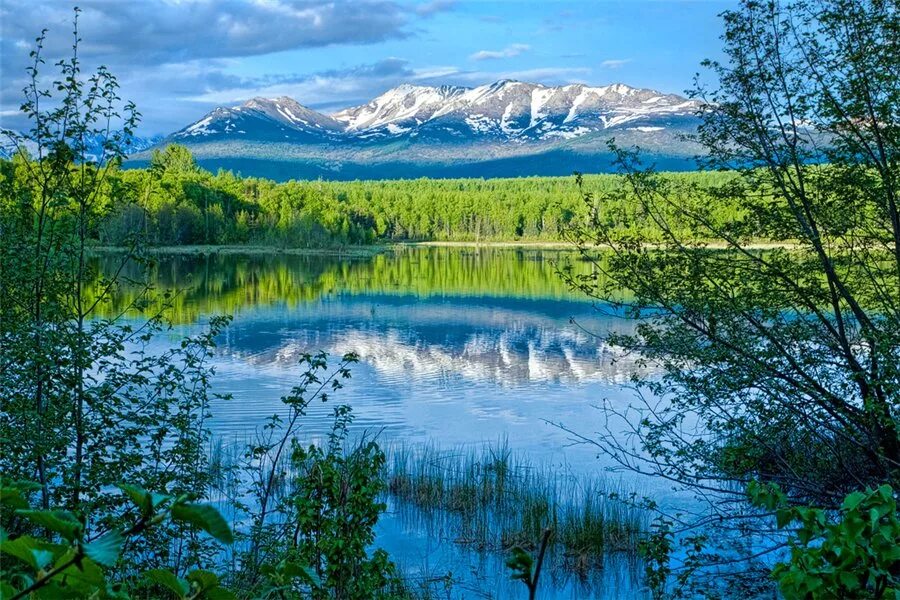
412 66 463 79
1 1 424 69
469 43 530 61
600 58 632 69
0 0 459 134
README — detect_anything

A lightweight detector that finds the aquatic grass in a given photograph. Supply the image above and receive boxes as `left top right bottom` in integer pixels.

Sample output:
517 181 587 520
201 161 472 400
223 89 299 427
384 441 648 569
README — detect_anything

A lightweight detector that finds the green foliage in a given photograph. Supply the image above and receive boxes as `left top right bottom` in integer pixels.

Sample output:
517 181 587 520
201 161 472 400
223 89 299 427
169 503 234 545
563 0 899 593
1 138 749 249
567 0 899 507
638 516 674 600
1 13 226 593
506 546 536 584
0 481 234 599
0 14 416 600
145 569 236 600
287 406 402 599
748 482 900 599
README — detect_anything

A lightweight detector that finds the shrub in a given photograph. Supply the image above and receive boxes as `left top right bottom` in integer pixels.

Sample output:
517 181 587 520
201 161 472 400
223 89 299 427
748 481 900 599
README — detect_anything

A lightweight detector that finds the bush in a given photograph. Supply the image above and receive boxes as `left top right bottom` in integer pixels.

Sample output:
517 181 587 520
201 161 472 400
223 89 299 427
748 482 900 599
0 480 235 599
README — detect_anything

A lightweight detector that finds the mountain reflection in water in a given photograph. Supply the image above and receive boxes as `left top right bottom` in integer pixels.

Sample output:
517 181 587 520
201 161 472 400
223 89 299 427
101 247 655 599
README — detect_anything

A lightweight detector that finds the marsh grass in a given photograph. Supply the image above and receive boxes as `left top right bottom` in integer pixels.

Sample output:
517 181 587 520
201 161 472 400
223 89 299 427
384 441 647 572
208 434 648 582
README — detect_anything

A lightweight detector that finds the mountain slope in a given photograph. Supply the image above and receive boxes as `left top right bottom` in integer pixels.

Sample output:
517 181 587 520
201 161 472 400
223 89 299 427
132 81 703 180
172 96 344 143
332 84 467 134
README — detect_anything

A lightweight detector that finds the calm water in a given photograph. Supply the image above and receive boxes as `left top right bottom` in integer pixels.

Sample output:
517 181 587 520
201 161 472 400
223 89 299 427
102 247 660 599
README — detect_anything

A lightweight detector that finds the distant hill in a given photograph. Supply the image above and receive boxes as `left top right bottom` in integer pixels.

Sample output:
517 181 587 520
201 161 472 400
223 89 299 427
1 131 162 163
69 81 707 180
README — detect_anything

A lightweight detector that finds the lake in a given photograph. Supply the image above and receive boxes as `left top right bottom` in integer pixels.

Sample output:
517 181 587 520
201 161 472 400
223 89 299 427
101 246 664 599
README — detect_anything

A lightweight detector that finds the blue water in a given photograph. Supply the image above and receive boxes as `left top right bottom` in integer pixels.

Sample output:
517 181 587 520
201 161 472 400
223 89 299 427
113 248 664 598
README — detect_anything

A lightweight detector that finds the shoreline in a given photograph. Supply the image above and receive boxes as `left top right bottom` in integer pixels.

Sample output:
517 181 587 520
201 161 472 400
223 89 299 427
89 244 392 257
409 240 797 250
89 239 798 255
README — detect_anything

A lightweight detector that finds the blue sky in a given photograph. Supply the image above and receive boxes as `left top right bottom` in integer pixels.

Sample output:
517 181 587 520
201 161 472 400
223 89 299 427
1 1 735 135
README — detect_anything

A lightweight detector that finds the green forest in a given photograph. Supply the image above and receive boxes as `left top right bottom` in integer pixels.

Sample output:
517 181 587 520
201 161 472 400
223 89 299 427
2 144 745 247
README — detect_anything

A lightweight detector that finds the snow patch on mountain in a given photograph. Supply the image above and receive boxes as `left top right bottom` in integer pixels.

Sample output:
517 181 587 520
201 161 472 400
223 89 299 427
184 115 215 136
529 87 555 128
164 80 702 148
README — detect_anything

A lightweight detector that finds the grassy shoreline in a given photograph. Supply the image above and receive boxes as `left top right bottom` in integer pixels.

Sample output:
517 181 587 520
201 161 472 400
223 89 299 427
411 240 796 250
88 244 392 257
89 239 798 256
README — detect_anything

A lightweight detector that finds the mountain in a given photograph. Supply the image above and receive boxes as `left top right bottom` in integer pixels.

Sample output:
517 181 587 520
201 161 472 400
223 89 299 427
131 81 704 180
172 96 344 142
0 130 162 163
332 84 466 135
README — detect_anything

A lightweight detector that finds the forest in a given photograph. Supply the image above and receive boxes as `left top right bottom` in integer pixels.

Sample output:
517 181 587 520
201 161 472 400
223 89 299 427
0 145 745 248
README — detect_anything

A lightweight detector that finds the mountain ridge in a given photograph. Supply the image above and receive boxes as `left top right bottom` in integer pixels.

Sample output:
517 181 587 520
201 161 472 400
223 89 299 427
134 80 704 180
170 80 701 144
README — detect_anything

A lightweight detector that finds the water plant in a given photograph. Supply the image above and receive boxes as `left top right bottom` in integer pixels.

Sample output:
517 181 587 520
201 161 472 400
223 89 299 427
384 441 647 572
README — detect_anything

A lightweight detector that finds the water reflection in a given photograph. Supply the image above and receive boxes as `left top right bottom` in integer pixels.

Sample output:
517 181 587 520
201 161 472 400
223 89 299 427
227 297 644 386
102 247 652 599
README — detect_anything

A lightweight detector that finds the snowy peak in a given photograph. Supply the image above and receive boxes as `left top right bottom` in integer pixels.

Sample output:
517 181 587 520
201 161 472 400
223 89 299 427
239 96 343 131
332 84 467 132
333 81 699 139
174 96 342 141
170 80 701 144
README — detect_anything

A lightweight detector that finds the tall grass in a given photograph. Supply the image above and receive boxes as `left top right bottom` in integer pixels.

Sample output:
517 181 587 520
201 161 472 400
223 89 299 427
384 441 647 571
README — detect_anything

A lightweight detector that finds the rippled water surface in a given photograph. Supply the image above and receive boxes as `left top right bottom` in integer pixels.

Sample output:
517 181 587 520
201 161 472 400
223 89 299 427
102 247 660 599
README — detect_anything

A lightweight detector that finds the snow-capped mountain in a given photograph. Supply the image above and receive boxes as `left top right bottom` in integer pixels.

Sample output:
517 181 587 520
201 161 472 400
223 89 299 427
136 80 704 180
337 80 698 141
172 81 700 144
332 84 467 134
174 96 343 142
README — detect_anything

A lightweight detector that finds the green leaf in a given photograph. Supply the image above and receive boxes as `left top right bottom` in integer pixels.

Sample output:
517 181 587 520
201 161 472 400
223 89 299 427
31 548 54 569
0 482 39 510
282 561 322 587
186 569 218 591
50 553 106 588
839 570 859 591
842 491 866 512
171 503 233 544
1 536 46 568
145 569 189 597
203 587 238 600
505 546 533 583
0 491 29 510
118 484 152 515
16 510 81 542
0 582 18 600
151 492 173 508
776 508 794 529
34 582 82 599
84 529 123 567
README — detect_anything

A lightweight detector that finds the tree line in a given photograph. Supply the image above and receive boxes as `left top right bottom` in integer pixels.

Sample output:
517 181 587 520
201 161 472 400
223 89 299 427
3 143 746 248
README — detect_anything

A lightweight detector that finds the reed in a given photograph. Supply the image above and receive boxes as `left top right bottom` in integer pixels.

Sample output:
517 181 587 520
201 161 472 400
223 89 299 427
384 440 647 570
